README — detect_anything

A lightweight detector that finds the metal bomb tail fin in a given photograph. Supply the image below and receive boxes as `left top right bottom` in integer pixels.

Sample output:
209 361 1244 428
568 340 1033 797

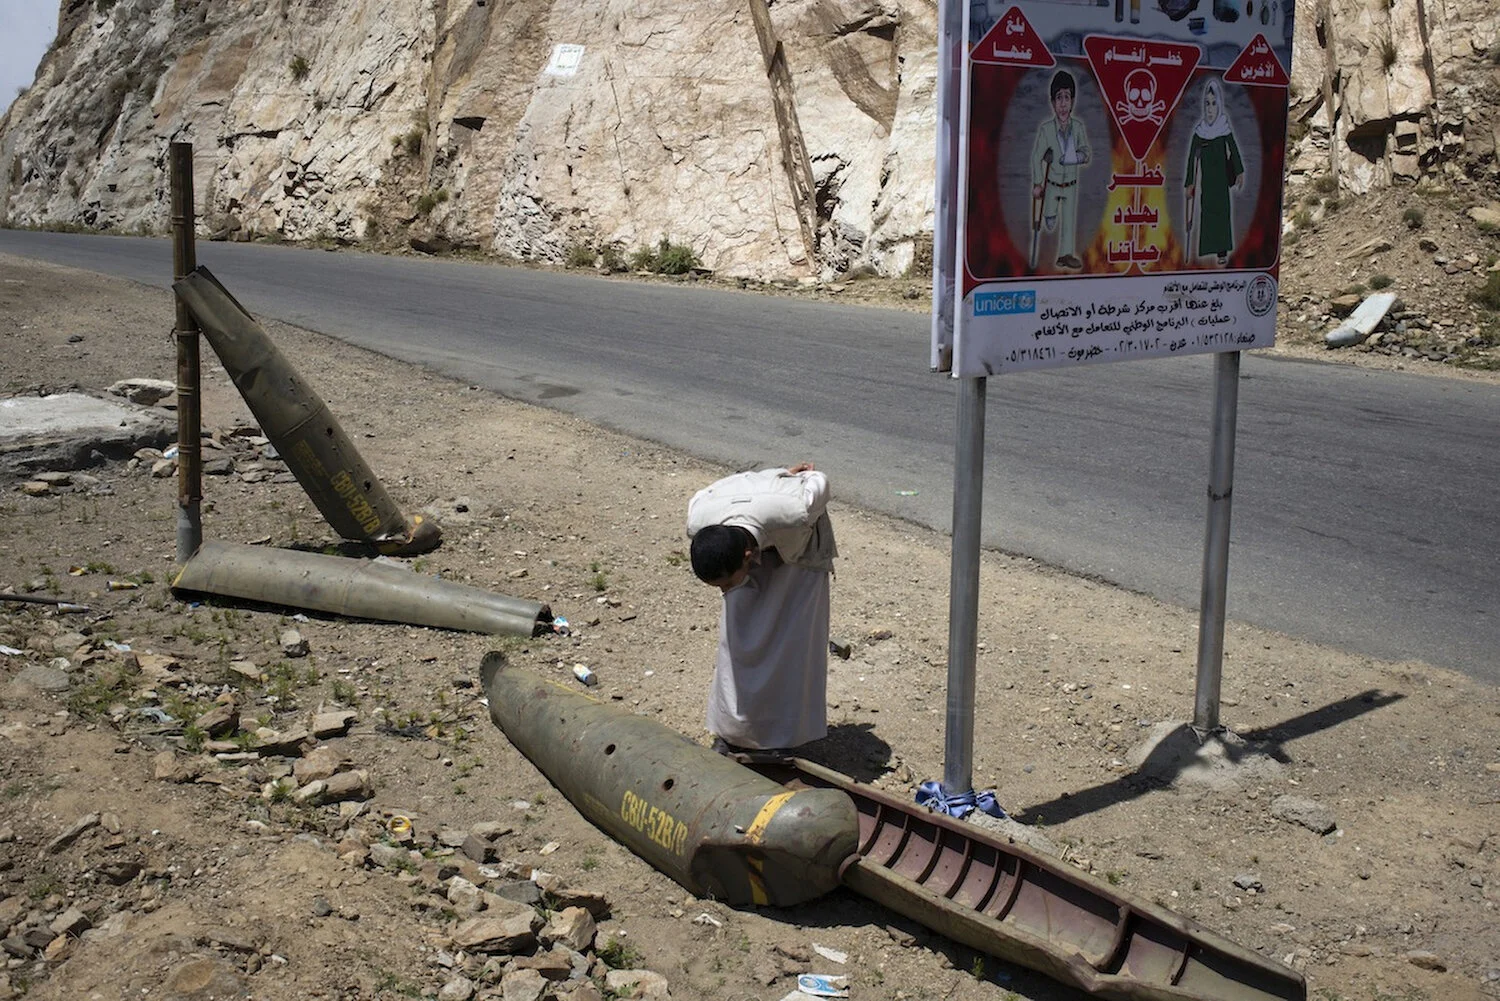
172 267 439 556
479 653 858 907
174 541 546 637
743 755 1307 1001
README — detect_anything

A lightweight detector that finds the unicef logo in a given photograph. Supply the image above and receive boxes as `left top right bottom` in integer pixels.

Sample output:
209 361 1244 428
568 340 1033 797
1246 274 1277 317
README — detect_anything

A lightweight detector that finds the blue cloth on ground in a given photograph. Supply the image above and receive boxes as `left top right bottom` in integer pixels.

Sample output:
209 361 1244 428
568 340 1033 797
915 780 1006 819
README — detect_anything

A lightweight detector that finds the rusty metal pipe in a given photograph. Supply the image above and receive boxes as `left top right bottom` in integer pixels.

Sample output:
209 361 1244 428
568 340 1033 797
0 593 90 612
170 142 202 562
480 653 859 906
174 541 544 636
171 267 440 556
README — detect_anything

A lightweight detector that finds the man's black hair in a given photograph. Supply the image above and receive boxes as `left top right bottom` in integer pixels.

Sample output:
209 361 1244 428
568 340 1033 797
1050 70 1076 102
690 525 753 583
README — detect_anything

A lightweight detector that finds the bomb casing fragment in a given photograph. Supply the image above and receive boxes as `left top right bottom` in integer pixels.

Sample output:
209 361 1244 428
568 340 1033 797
172 266 439 556
480 652 858 907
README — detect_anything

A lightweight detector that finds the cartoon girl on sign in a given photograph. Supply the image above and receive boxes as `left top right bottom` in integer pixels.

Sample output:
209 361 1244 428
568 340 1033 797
1184 78 1244 266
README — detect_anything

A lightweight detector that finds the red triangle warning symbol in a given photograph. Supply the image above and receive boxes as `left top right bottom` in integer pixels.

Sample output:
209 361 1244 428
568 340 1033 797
1084 35 1201 161
971 7 1055 67
1224 34 1289 87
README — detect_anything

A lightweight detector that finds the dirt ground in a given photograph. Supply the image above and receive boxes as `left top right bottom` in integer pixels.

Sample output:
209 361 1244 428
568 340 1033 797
2 218 1499 1001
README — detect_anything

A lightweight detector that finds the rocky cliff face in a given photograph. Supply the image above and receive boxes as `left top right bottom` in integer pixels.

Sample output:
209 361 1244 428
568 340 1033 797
1 0 1495 278
1286 0 1500 193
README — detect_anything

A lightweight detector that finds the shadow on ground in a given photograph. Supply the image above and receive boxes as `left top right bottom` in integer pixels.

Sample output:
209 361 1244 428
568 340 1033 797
1013 688 1404 826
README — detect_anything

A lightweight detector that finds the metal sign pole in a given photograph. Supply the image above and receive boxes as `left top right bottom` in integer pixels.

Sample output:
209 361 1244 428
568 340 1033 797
943 375 986 794
170 141 202 563
930 0 962 373
1193 350 1240 731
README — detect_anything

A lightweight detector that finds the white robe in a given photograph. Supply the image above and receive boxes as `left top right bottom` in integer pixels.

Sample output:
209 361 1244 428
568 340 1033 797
693 469 834 750
706 548 830 749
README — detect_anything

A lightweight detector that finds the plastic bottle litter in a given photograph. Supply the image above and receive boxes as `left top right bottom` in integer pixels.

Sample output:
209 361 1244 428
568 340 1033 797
797 974 849 998
572 663 598 686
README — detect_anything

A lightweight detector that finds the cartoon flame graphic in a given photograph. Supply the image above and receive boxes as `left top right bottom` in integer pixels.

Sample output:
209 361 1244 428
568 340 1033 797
1082 135 1185 274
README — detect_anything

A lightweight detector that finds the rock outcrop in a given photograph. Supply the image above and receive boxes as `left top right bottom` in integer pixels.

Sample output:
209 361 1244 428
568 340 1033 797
1286 0 1500 193
1 0 1496 277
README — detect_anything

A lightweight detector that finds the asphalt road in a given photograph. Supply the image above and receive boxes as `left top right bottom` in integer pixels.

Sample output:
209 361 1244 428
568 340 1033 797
3 230 1496 684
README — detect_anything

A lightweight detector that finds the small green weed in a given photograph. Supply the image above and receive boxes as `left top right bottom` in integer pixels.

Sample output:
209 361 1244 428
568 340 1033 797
373 969 422 998
182 723 206 753
1472 272 1500 312
565 243 597 269
628 243 658 272
654 237 700 275
28 874 63 901
1402 206 1425 229
628 237 701 275
597 939 645 970
394 129 422 157
290 55 310 82
1368 273 1393 290
415 189 449 215
599 244 626 272
66 675 129 722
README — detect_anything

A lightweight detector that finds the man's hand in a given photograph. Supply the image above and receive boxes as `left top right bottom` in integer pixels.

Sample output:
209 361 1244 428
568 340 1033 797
786 462 815 474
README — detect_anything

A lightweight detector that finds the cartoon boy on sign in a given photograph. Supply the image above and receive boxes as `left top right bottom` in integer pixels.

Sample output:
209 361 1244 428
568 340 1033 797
1030 70 1092 271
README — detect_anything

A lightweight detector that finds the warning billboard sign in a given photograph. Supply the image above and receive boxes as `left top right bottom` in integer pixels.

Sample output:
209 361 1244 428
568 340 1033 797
943 0 1295 377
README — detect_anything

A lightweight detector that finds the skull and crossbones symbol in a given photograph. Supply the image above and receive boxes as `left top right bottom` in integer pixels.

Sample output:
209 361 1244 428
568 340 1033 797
1116 69 1167 125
